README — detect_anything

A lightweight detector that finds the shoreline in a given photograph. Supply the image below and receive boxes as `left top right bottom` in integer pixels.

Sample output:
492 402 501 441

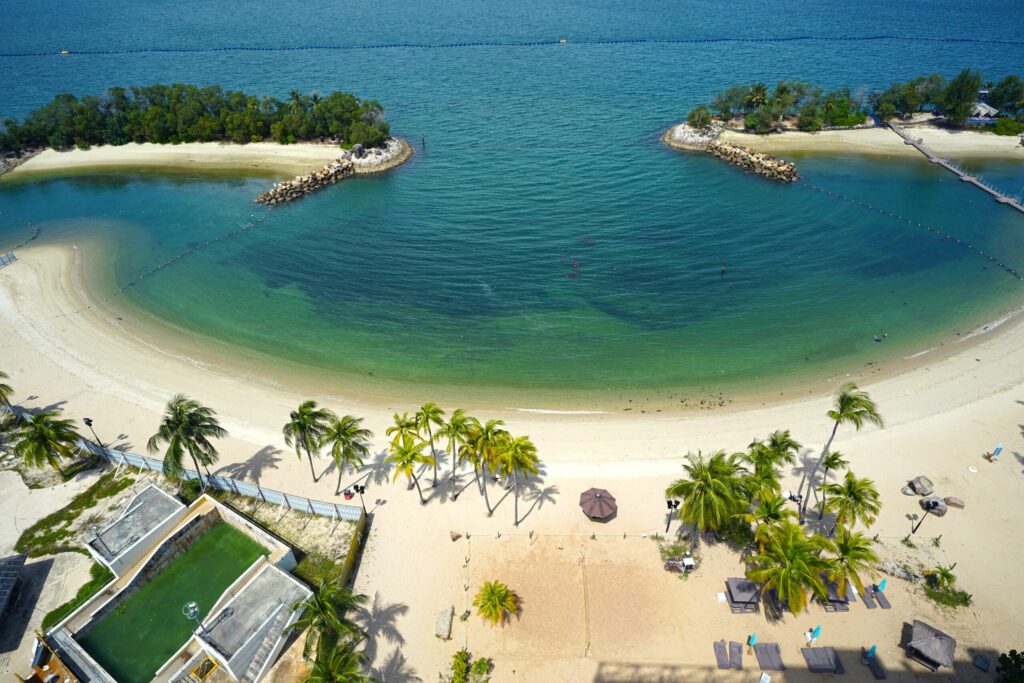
663 121 1024 161
1 137 414 181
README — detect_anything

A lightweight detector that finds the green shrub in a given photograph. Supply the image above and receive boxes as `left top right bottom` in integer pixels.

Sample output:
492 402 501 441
717 517 756 547
452 648 470 683
744 107 774 134
41 562 114 630
924 585 972 608
294 552 345 586
687 105 713 129
992 117 1024 136
471 657 493 681
997 649 1024 682
15 472 135 557
797 104 823 131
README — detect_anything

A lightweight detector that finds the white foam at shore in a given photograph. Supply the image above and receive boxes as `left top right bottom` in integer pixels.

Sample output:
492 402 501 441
511 408 611 415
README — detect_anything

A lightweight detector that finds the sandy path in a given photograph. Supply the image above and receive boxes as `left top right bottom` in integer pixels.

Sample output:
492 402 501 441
2 244 1023 678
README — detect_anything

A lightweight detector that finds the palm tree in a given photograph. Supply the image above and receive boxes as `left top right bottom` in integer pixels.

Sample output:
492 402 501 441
497 435 539 526
291 579 367 660
746 82 769 109
798 382 883 521
763 429 801 467
385 412 416 448
825 527 879 595
745 520 833 613
385 434 434 504
414 402 445 487
0 370 14 414
322 415 373 495
15 410 81 475
822 470 881 529
473 580 519 625
467 418 508 514
148 395 227 488
283 400 333 483
816 450 849 519
743 461 782 502
925 564 957 589
736 494 794 551
303 637 371 683
665 451 747 534
442 408 471 500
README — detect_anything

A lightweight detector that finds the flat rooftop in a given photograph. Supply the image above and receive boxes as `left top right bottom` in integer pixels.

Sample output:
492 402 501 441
88 486 184 561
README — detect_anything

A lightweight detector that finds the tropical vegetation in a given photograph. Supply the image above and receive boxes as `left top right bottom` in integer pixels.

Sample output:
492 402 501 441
923 564 972 608
322 414 373 495
15 409 82 475
291 580 370 683
284 400 333 483
148 394 227 488
0 84 392 153
473 580 520 625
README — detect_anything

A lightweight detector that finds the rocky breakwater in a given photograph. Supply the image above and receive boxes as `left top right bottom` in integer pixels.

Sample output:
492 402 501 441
706 140 798 182
255 158 354 205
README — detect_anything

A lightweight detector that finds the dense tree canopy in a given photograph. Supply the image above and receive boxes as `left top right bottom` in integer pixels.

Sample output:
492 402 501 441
0 84 391 154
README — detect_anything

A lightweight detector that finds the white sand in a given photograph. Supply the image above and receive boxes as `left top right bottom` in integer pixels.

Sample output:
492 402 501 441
2 244 1023 679
4 138 412 179
719 125 1024 160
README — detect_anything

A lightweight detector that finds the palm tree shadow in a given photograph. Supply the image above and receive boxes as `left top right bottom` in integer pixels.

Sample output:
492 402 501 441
355 591 408 666
518 478 560 524
213 445 282 484
372 646 421 683
362 449 394 488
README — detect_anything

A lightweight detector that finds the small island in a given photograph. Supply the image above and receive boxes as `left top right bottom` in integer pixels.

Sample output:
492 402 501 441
0 84 413 184
665 69 1024 175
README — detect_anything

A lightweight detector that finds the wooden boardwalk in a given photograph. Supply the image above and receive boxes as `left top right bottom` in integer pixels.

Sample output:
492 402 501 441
888 123 1024 215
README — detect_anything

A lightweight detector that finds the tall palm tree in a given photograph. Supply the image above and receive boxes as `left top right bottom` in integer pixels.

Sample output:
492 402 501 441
0 370 14 414
414 402 445 487
825 527 879 595
385 434 434 504
743 461 782 502
497 435 539 526
763 429 802 467
473 580 519 625
442 408 471 500
745 520 833 613
15 410 81 475
822 470 881 529
283 400 333 483
798 382 883 521
816 450 849 519
291 579 367 660
148 395 227 488
736 494 794 551
322 415 373 495
385 412 416 448
665 451 747 534
467 418 508 514
303 638 371 683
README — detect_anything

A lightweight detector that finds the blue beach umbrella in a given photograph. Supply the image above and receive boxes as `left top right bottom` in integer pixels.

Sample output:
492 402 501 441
749 632 757 646
877 579 888 592
812 625 822 639
868 645 877 659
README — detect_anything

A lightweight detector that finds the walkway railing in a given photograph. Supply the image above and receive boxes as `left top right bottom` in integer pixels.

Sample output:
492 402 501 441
0 250 15 269
81 441 363 522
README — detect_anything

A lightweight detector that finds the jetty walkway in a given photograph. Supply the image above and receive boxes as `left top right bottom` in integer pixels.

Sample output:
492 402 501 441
888 123 1024 215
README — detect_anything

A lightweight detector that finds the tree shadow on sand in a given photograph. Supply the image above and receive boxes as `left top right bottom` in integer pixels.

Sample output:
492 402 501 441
372 647 421 683
213 445 282 484
361 449 395 488
354 591 408 666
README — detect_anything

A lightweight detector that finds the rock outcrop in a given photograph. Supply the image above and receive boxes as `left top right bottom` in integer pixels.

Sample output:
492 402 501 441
254 158 354 205
705 140 799 182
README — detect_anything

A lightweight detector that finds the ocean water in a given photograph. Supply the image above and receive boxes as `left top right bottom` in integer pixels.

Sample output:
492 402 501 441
2 0 1024 400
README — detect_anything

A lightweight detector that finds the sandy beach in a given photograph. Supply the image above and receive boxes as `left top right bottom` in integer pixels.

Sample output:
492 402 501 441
2 240 1024 679
2 138 413 180
719 124 1024 160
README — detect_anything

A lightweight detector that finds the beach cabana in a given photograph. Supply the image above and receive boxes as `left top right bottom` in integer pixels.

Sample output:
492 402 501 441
801 647 845 674
579 488 616 520
906 620 956 671
725 578 759 613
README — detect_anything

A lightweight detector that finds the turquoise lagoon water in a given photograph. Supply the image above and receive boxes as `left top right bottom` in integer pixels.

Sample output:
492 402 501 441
2 0 1024 400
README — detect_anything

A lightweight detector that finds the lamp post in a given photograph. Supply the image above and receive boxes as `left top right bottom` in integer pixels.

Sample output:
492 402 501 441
665 500 680 534
183 601 206 636
83 417 104 451
353 484 367 515
910 507 933 535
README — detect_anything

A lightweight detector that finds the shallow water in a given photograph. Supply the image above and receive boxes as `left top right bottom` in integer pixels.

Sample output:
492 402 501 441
2 0 1023 397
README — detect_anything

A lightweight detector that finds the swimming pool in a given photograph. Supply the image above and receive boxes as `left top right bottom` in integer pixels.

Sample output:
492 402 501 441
77 522 267 683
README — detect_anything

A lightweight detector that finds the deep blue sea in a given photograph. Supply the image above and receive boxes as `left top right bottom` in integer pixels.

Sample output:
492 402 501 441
2 0 1024 400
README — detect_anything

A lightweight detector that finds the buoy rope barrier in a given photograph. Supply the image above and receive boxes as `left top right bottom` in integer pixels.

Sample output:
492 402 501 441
799 181 1023 282
5 33 1024 59
0 209 42 249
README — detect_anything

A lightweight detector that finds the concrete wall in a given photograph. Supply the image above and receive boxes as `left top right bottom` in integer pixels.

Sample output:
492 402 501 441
102 504 190 577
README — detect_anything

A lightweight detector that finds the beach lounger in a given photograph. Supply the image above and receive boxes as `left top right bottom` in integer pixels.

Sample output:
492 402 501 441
714 640 729 670
729 641 743 670
754 643 785 671
874 587 891 609
802 646 844 674
862 647 887 679
860 587 877 609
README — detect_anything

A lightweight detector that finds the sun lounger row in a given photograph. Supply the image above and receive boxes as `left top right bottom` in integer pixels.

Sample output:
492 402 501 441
713 640 744 670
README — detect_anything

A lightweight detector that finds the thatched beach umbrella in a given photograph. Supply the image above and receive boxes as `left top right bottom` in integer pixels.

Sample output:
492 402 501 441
908 619 956 670
579 488 616 520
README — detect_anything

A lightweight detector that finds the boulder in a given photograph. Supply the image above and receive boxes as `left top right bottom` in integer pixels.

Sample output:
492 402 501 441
352 143 365 158
450 531 462 542
920 496 948 517
900 485 916 496
909 476 934 496
944 496 965 509
879 560 919 581
435 605 454 640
